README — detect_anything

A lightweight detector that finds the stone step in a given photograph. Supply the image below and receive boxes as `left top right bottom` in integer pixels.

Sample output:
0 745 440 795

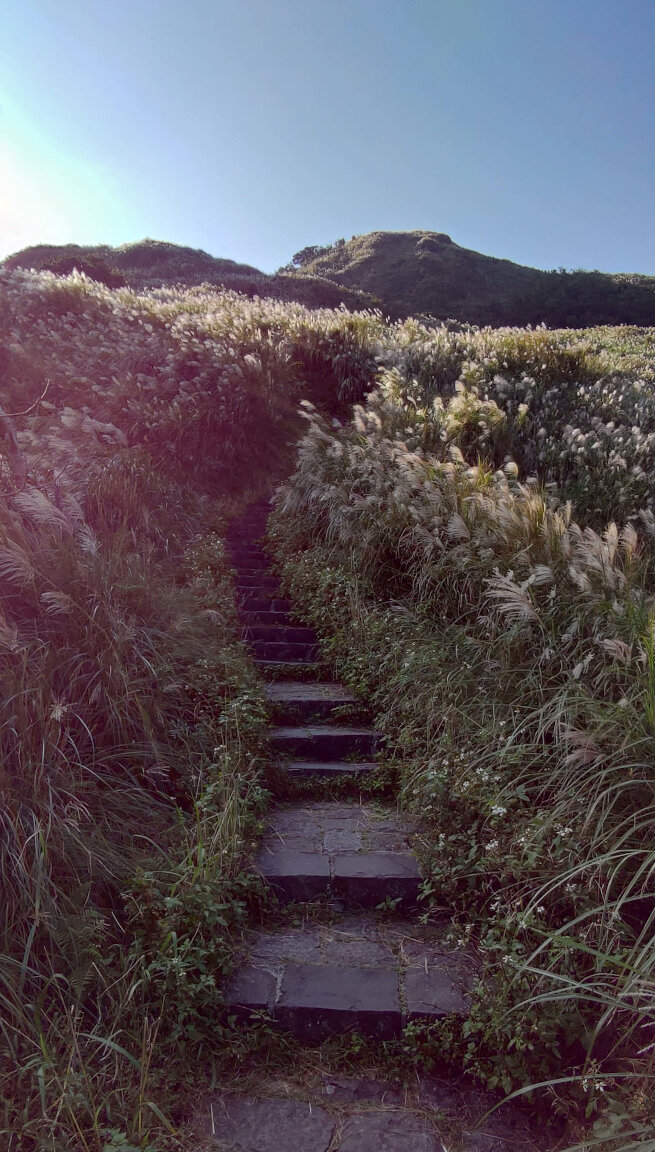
284 759 376 779
199 1092 453 1152
265 681 361 724
229 507 270 524
227 526 268 540
270 725 380 760
254 660 324 678
246 624 316 644
235 575 281 590
229 554 273 570
256 802 419 907
227 539 268 550
238 596 292 614
259 850 421 906
252 641 319 662
225 541 267 550
227 914 470 1043
227 530 267 545
199 1079 536 1152
231 562 275 576
241 610 293 627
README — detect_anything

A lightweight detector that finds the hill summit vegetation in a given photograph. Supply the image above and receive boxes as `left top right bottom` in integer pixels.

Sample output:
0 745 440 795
289 230 655 327
0 258 654 1149
3 238 380 312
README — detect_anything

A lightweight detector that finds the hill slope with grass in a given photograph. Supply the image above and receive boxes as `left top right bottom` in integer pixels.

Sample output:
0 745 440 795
3 238 381 311
292 230 655 326
1 261 654 1148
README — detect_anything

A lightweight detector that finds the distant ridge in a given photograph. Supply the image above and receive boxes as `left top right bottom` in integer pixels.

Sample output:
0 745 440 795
290 230 655 327
2 239 380 313
5 233 655 326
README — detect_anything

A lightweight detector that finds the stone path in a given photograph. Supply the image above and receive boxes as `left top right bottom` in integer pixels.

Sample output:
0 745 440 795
197 1073 543 1152
225 503 466 1037
199 502 550 1151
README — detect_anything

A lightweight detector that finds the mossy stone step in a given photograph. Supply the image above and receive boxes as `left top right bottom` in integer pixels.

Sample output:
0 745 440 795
270 725 379 760
256 801 419 906
229 555 274 570
265 680 362 724
227 915 470 1043
246 624 316 644
283 759 376 779
235 574 281 590
252 641 319 662
254 660 325 680
201 1075 537 1152
238 596 292 614
241 610 294 627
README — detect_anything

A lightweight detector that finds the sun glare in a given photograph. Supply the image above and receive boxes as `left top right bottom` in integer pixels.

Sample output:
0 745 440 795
0 100 136 259
0 150 72 257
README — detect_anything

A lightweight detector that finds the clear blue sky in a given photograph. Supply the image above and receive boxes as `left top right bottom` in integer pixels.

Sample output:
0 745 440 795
1 0 653 273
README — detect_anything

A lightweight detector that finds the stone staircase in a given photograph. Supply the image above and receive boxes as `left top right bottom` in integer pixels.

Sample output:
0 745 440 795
225 502 471 1043
197 503 545 1150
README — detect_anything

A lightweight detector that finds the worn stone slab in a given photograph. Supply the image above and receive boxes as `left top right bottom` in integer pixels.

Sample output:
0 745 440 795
252 641 319 662
257 849 331 901
238 597 291 613
323 828 363 853
246 624 316 643
240 608 291 626
265 683 362 725
230 557 273 571
234 574 281 590
320 934 397 966
333 852 421 878
227 966 276 1017
199 1069 543 1152
228 917 475 1043
203 1096 335 1152
338 1111 445 1152
261 803 411 845
285 760 376 779
266 682 357 703
248 927 324 968
270 726 379 759
276 962 402 1042
265 803 360 833
254 660 324 678
405 966 469 1018
333 853 421 908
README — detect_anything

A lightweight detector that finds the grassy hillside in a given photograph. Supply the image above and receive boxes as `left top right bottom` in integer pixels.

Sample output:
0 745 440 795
3 238 381 312
1 261 655 1148
0 268 393 1149
12 233 655 329
294 231 655 327
270 322 655 1147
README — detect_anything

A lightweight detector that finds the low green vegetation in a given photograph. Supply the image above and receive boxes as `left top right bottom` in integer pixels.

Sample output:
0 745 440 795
1 262 654 1148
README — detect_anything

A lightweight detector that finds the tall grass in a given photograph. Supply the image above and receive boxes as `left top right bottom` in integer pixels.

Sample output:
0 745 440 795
270 362 655 1146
